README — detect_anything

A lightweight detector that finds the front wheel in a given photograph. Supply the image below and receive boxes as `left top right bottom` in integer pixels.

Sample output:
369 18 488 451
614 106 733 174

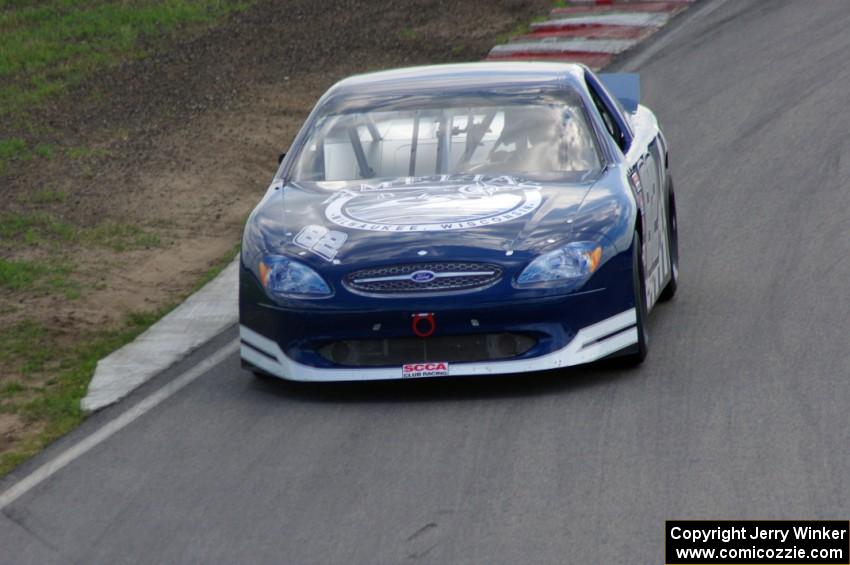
659 178 679 302
623 231 649 365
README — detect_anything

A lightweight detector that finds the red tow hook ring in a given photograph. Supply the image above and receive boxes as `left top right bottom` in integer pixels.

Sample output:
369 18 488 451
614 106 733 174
411 313 436 338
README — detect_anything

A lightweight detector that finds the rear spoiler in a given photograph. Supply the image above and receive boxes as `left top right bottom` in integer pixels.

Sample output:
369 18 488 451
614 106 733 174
598 73 640 114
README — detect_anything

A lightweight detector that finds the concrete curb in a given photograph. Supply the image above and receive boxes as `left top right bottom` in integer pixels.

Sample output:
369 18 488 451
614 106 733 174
491 38 638 56
81 257 239 412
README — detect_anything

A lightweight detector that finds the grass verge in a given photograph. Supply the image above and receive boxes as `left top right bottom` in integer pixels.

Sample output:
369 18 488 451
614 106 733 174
0 0 253 173
0 258 78 298
0 0 250 473
0 310 166 476
0 0 252 118
0 243 239 477
1 211 162 251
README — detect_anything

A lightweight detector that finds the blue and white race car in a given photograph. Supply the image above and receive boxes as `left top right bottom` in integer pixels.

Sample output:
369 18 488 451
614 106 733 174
239 62 678 381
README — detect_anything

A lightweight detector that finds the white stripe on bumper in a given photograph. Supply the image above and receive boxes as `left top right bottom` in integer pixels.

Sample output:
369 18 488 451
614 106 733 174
239 309 637 381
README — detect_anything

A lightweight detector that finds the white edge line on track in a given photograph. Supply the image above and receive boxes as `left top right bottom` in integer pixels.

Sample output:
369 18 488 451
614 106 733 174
0 338 239 511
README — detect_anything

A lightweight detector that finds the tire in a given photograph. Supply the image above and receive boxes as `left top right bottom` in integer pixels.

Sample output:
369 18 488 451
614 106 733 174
659 178 679 302
252 369 275 381
624 231 649 365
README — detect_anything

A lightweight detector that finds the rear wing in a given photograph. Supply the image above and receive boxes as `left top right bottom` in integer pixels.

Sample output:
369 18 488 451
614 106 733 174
598 73 640 114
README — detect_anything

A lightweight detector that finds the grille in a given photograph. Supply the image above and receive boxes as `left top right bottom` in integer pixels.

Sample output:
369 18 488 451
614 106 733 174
318 333 537 366
345 262 502 294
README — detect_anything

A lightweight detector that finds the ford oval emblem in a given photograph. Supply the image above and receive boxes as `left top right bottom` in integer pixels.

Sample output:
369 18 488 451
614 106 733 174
410 270 436 283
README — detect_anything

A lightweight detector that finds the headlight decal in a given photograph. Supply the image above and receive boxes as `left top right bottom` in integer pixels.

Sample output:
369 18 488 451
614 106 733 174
516 241 604 288
259 256 332 298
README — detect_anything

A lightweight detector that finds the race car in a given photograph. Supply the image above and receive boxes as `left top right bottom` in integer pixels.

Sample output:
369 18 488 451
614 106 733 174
239 62 678 381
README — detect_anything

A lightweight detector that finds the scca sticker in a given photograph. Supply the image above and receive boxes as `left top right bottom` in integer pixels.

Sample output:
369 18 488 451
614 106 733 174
402 362 450 378
325 175 542 232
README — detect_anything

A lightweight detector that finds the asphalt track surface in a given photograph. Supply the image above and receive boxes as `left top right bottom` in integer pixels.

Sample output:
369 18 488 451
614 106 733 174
4 1 850 563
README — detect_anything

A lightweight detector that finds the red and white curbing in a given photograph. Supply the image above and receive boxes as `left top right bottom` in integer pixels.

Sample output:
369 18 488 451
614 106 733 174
487 0 694 70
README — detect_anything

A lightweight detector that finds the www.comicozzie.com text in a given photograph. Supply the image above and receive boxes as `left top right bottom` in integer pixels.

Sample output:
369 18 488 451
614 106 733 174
670 525 847 544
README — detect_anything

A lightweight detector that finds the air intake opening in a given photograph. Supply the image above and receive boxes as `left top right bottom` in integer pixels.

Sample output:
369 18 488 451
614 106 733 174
318 333 536 366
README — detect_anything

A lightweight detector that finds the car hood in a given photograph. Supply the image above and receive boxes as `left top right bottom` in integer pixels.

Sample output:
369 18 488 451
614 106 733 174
245 174 626 269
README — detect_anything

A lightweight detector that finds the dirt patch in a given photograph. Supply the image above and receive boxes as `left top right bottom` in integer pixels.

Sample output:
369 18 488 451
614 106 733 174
0 0 552 462
0 413 24 452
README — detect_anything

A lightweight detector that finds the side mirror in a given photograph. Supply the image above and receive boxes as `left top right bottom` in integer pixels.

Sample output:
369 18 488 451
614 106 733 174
278 152 286 165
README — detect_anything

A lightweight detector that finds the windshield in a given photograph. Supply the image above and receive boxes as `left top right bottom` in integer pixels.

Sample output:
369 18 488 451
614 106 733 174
290 91 602 184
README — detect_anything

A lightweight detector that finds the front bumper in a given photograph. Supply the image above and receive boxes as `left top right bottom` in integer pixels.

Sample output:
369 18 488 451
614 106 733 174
240 308 636 381
239 255 638 381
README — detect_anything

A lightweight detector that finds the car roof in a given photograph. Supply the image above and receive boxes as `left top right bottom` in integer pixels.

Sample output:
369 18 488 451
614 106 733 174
327 62 589 98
